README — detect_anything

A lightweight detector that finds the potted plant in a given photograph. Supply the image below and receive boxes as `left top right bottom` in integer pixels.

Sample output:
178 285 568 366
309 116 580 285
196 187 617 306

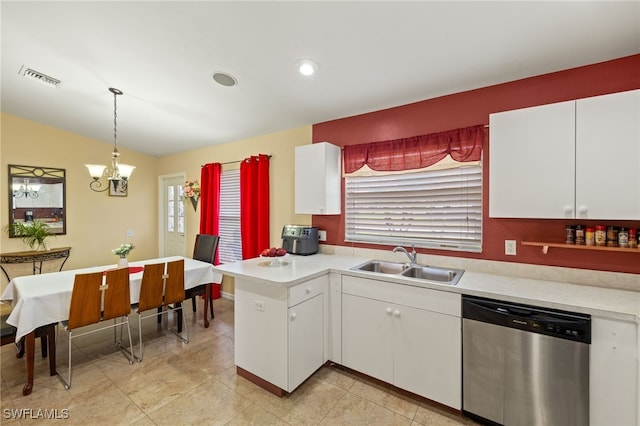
6 220 53 251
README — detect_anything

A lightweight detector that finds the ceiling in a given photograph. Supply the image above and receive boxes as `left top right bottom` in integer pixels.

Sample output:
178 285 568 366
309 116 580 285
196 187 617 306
2 1 639 157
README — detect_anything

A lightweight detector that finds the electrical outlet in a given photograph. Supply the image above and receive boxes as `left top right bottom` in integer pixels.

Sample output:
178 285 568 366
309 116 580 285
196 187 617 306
126 229 134 237
505 240 517 256
254 300 265 312
318 230 327 241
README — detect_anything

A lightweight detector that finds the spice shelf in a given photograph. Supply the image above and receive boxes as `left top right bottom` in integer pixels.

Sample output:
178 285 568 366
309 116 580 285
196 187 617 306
522 241 640 255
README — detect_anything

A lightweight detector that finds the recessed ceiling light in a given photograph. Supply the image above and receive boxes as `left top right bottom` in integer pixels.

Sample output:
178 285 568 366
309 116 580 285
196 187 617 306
297 59 317 76
212 72 237 87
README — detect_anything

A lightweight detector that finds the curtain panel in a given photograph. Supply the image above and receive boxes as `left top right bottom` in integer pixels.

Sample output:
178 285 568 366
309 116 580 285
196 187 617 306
199 162 221 265
240 154 270 259
343 125 484 174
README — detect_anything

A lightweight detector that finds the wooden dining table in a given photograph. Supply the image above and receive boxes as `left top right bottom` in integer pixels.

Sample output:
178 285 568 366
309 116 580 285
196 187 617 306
0 256 221 395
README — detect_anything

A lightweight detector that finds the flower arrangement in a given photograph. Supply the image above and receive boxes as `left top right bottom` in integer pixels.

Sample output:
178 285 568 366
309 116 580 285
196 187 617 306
112 243 135 258
183 180 200 199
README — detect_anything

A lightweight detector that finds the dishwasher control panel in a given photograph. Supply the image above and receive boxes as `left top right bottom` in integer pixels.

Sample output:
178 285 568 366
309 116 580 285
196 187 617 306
463 296 591 344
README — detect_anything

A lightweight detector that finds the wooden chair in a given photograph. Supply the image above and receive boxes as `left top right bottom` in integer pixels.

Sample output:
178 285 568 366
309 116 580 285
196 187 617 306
185 234 219 327
134 261 188 361
57 268 134 389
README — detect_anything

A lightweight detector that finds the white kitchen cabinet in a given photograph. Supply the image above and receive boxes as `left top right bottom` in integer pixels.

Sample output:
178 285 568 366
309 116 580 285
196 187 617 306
289 294 324 390
295 142 341 215
234 275 327 393
341 275 461 409
576 90 640 220
590 317 638 426
489 89 640 219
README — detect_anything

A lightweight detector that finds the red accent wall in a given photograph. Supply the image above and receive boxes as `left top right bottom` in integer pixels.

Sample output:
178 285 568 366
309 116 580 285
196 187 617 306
312 55 640 275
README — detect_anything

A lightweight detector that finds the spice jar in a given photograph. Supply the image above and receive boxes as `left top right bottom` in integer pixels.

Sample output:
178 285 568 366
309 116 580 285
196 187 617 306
630 229 638 248
575 225 585 245
585 227 595 246
595 225 607 246
606 226 619 247
565 225 575 244
618 227 629 248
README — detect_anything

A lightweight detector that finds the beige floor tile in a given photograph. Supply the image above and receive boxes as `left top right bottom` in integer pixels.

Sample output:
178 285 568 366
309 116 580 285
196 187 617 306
226 403 290 425
216 366 273 403
348 377 419 419
413 403 478 426
145 378 253 425
320 391 412 425
254 376 346 425
313 364 357 391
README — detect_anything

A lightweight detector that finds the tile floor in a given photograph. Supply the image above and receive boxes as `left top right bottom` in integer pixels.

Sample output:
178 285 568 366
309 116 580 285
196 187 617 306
1 298 478 425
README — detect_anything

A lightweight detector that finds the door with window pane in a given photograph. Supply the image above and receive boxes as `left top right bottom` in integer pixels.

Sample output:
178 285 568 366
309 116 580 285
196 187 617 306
163 176 186 256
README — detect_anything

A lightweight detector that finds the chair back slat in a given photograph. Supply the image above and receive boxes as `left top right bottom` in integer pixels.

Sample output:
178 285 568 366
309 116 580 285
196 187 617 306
68 271 103 330
193 234 219 264
164 259 185 305
137 263 164 312
103 268 131 320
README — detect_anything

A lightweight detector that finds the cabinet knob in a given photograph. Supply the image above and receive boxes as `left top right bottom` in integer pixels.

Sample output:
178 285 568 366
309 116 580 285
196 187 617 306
306 287 311 294
385 308 392 315
564 206 574 217
393 310 401 318
290 312 297 320
577 206 588 217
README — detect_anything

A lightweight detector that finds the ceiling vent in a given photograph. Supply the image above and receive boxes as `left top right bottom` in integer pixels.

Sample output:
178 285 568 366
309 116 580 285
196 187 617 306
19 66 61 87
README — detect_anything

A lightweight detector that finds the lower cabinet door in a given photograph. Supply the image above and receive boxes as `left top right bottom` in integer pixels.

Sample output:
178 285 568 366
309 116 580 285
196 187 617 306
288 294 324 391
394 305 461 409
342 294 394 384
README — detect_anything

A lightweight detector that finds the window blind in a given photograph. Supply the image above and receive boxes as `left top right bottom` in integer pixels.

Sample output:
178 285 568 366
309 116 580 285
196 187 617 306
218 169 242 263
345 165 482 252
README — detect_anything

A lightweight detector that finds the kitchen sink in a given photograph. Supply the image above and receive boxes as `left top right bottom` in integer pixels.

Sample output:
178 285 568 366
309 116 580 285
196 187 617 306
352 260 408 274
350 259 464 286
400 266 464 285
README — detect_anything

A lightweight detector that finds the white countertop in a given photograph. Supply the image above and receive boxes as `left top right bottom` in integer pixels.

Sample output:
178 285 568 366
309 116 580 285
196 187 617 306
214 253 640 322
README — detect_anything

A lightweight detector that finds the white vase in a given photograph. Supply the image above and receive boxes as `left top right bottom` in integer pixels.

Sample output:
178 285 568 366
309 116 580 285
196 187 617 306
118 256 128 268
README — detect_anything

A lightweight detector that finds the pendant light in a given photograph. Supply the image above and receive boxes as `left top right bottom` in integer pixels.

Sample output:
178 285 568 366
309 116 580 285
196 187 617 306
86 87 135 192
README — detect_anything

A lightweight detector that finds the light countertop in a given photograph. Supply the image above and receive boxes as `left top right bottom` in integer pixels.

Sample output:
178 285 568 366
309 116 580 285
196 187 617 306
214 253 640 322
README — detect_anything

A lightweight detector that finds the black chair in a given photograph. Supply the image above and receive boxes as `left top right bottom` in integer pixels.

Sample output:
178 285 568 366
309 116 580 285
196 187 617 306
1 313 56 376
185 234 219 327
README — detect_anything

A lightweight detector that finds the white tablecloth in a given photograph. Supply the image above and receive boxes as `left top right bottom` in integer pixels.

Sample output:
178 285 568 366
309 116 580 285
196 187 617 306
0 256 222 341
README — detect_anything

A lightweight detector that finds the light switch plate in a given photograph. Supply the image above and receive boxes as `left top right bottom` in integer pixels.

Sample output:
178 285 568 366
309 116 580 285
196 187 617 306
126 230 134 237
318 230 327 241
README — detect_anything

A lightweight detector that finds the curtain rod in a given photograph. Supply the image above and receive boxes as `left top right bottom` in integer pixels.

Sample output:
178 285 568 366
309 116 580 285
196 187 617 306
202 154 272 167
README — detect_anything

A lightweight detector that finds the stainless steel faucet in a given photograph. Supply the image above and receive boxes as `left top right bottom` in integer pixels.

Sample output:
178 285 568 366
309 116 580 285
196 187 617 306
393 245 418 266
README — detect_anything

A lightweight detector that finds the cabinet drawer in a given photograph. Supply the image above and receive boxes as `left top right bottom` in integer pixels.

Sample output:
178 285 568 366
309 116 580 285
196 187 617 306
342 275 460 316
289 275 327 307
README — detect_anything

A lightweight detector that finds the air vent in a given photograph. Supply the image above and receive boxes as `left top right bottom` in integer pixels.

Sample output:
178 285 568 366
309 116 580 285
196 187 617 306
19 66 61 87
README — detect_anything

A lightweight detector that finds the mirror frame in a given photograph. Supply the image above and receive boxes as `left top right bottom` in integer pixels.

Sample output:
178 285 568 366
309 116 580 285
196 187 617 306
8 164 67 236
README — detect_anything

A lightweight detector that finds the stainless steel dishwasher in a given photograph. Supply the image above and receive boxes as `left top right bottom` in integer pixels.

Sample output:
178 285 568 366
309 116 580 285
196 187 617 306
462 296 591 426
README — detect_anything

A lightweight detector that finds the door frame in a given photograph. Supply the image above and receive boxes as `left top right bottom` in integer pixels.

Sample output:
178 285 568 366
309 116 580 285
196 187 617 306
158 172 186 257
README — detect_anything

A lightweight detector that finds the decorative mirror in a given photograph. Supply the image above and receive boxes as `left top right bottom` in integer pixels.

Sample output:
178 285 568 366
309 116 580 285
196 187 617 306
8 164 66 236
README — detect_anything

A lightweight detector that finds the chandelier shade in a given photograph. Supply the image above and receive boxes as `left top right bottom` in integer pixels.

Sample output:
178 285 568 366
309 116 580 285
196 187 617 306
86 87 135 193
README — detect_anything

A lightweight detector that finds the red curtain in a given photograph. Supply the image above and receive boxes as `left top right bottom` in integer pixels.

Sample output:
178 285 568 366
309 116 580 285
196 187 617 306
199 163 221 265
343 125 484 173
240 154 270 259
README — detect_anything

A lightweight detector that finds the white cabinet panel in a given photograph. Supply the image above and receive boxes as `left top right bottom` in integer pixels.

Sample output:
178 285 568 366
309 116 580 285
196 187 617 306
576 90 640 220
489 100 575 218
295 142 341 214
590 317 638 426
490 89 640 219
289 294 324 390
342 293 394 384
341 277 462 409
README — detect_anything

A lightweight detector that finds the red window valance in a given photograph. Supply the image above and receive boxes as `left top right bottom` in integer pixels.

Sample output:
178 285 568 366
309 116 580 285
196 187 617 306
343 125 484 174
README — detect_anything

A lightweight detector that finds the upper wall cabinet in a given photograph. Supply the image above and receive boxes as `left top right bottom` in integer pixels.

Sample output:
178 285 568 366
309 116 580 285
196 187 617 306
295 142 341 215
489 89 640 220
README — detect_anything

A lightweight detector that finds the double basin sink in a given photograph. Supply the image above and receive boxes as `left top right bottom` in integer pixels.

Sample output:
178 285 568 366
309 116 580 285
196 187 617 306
350 259 464 286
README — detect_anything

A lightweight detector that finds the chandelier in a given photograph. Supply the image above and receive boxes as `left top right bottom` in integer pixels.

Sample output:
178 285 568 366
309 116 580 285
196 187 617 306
85 88 135 192
12 178 41 199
